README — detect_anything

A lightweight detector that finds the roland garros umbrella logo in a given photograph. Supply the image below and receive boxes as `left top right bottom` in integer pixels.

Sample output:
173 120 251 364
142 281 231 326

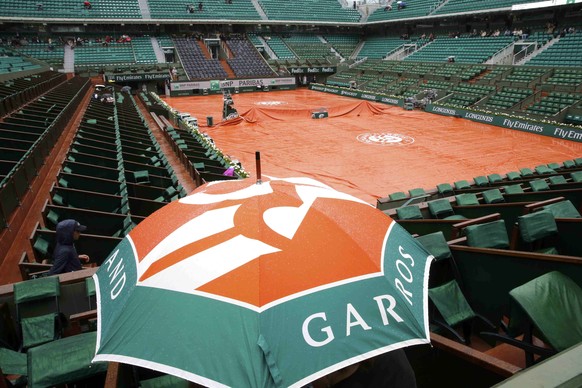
96 176 432 387
357 132 414 146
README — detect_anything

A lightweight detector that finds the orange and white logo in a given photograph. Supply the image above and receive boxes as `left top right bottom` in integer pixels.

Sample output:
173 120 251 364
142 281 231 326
128 177 393 310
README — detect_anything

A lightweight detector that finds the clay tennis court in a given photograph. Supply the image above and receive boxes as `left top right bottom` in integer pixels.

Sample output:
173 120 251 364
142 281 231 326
163 89 582 205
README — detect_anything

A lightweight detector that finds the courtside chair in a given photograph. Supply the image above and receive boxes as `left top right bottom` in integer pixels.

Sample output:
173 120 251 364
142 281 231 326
529 179 550 192
85 277 96 310
396 205 423 220
436 183 454 197
570 171 582 182
535 165 555 175
547 162 561 171
473 176 489 187
542 200 581 218
511 211 559 254
548 175 568 185
481 271 582 367
427 199 467 220
409 188 427 198
505 171 522 181
488 174 503 184
519 167 534 178
388 191 407 201
464 220 510 249
454 180 471 190
416 231 496 345
503 184 524 194
482 188 505 204
455 193 480 206
13 276 62 351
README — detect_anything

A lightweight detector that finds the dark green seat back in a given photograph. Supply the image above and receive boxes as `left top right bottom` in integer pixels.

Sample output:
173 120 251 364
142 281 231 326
529 179 550 192
455 193 479 206
509 271 582 352
503 184 524 194
518 211 558 243
543 200 581 219
428 280 476 326
465 220 509 249
396 205 423 220
482 188 504 204
428 199 455 219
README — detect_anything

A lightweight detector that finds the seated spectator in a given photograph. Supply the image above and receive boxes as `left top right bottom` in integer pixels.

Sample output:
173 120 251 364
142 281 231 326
47 220 90 275
83 1 92 9
198 1 203 11
187 4 195 13
36 3 43 11
397 1 406 10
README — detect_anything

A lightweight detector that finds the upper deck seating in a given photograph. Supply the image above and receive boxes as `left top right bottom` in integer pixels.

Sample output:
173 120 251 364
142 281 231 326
257 0 360 22
174 37 227 80
225 37 275 78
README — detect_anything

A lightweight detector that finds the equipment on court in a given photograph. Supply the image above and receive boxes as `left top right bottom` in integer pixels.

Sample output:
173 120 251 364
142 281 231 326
222 90 239 120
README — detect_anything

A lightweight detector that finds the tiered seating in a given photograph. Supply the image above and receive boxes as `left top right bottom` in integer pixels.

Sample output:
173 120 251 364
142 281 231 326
226 36 275 78
526 92 581 116
281 34 333 61
13 42 64 67
404 36 515 63
0 76 90 231
367 0 437 22
257 0 360 22
31 89 184 264
0 0 141 18
131 37 158 64
504 67 546 85
324 34 360 59
543 69 582 88
147 0 260 20
261 35 296 59
0 71 67 117
527 33 582 67
434 0 535 16
156 36 175 48
483 87 532 110
0 48 42 74
357 36 409 59
445 83 496 107
174 37 227 80
74 42 135 67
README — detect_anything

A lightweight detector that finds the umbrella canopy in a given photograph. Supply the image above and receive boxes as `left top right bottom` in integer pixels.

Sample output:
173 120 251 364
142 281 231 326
93 176 433 387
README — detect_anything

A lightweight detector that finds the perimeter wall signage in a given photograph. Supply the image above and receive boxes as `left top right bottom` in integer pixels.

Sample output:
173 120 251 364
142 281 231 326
106 73 171 82
426 105 582 143
170 77 296 96
288 67 337 74
309 84 582 143
309 84 403 106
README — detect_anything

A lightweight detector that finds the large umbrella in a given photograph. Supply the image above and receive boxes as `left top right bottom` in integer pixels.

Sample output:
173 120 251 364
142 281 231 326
93 175 433 387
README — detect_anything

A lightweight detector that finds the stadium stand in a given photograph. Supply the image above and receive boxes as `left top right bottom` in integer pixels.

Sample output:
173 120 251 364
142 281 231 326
225 36 275 78
174 37 227 80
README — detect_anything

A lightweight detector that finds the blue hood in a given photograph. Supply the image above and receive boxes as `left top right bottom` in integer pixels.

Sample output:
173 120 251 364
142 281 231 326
56 219 78 245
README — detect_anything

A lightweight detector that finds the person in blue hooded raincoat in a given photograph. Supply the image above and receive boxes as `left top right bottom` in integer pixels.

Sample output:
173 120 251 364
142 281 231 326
48 219 90 275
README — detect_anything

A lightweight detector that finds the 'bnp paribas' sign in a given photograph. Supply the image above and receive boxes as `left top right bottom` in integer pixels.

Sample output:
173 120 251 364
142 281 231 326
289 67 336 74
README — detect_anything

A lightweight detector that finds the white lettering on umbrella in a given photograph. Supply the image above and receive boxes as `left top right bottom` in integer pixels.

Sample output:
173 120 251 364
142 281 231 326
374 295 404 324
346 303 372 336
303 295 404 347
395 246 415 306
104 249 126 300
302 312 335 347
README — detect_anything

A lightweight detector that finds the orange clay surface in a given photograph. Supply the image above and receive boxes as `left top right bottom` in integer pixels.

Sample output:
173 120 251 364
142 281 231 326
162 89 582 205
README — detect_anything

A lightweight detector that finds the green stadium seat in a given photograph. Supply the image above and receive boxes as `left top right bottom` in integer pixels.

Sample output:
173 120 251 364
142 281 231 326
396 205 423 220
529 179 550 192
455 193 479 206
503 184 524 195
481 189 504 204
